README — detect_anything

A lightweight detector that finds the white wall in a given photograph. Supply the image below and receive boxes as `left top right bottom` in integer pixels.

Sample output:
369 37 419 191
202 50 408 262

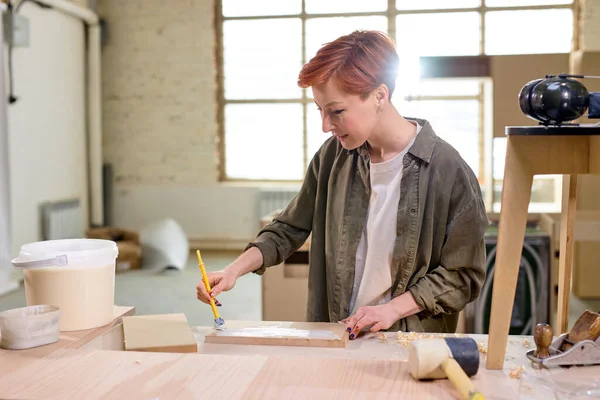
7 3 88 261
112 184 261 246
0 4 18 296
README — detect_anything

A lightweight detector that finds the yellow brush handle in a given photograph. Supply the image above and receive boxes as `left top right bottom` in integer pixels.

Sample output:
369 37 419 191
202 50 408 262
196 250 220 319
440 358 486 400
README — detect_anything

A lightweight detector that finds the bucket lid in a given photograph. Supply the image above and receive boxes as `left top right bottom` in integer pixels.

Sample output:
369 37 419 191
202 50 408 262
11 238 118 269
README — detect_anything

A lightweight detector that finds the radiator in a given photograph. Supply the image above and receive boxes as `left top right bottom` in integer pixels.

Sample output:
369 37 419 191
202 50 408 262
40 199 84 240
258 188 300 220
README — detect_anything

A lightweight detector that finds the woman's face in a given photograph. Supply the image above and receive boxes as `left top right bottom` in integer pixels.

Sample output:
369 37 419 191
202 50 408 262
312 79 380 150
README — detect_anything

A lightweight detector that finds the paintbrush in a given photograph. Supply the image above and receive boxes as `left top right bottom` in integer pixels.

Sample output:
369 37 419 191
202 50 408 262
196 250 225 330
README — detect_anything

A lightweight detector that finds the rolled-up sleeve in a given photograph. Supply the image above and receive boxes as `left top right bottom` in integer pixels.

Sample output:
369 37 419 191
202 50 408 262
408 196 488 316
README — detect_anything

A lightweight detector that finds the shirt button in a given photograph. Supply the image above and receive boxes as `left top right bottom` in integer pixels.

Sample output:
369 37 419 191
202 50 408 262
406 250 413 256
413 165 419 171
410 207 417 214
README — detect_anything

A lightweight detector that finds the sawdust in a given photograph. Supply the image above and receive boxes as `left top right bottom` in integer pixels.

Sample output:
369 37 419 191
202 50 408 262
396 332 442 347
135 360 142 364
378 333 387 342
509 366 525 379
393 331 491 356
477 341 488 354
390 330 530 359
395 331 466 348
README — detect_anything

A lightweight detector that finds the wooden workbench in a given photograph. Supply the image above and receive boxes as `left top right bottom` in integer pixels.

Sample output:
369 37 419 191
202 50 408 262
1 308 599 399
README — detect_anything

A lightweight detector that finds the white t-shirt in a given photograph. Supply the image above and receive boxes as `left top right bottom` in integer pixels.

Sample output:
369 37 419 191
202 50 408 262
348 121 422 315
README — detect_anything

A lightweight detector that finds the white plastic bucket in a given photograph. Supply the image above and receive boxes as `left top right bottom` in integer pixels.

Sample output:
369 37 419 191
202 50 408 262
12 239 119 331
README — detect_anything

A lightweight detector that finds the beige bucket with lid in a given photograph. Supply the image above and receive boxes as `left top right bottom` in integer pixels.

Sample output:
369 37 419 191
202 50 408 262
12 239 118 331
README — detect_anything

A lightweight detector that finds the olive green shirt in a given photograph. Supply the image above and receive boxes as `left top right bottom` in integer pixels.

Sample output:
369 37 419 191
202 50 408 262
246 118 489 333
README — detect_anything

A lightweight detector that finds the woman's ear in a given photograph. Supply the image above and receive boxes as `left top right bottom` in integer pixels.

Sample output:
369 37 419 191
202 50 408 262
375 84 389 110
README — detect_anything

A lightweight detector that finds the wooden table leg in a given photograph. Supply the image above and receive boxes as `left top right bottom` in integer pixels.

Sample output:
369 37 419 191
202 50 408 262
557 174 577 334
486 139 534 370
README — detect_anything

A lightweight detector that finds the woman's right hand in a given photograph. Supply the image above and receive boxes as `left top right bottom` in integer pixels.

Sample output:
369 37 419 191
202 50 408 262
196 269 237 305
196 246 264 305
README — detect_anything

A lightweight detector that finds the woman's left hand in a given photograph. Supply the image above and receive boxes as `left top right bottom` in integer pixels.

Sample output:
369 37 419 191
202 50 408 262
342 303 399 339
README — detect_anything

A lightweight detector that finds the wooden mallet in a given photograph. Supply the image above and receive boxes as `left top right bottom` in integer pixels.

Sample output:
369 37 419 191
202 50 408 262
409 337 486 400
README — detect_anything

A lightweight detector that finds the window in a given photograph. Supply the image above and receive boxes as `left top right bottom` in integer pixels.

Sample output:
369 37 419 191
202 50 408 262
225 104 305 180
305 17 388 62
217 1 573 211
485 8 573 55
397 0 481 10
492 138 563 213
395 12 481 57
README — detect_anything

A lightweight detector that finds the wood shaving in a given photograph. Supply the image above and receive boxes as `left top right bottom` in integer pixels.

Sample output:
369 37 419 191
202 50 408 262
396 331 418 347
395 331 464 348
394 330 489 355
522 339 531 348
509 366 525 379
378 332 387 342
477 341 488 354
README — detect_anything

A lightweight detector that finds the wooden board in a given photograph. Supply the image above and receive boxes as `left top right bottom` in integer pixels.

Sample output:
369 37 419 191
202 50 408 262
122 313 197 353
0 349 457 399
204 321 349 348
5 324 600 399
3 347 600 400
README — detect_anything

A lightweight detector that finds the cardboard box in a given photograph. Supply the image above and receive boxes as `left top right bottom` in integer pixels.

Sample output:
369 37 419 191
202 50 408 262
86 226 140 244
86 227 142 273
115 241 142 272
262 255 309 322
571 211 600 299
260 212 310 322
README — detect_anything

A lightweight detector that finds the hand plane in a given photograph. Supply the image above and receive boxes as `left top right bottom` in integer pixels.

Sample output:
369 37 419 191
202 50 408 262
526 310 600 367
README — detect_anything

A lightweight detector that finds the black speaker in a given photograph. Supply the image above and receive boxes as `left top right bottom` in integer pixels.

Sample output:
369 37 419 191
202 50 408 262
467 231 551 335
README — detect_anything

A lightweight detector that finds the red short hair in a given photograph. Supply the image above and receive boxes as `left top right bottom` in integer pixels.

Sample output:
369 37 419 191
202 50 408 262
297 30 399 100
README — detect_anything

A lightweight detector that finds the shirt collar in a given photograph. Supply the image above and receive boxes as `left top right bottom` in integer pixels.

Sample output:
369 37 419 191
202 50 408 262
356 117 436 164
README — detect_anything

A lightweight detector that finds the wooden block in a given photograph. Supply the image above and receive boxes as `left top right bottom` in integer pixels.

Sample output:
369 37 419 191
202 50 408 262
563 310 600 351
122 314 197 353
204 321 348 348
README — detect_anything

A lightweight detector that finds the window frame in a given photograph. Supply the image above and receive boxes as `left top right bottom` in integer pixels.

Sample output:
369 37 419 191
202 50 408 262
215 0 574 184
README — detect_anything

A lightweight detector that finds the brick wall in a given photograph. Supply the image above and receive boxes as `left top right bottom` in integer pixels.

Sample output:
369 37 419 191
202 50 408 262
95 0 256 244
97 0 217 185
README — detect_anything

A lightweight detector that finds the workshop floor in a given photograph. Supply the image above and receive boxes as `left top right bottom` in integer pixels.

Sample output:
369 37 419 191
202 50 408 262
0 250 598 329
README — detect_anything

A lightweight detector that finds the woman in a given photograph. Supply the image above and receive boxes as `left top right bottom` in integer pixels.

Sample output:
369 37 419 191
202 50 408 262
197 30 488 339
